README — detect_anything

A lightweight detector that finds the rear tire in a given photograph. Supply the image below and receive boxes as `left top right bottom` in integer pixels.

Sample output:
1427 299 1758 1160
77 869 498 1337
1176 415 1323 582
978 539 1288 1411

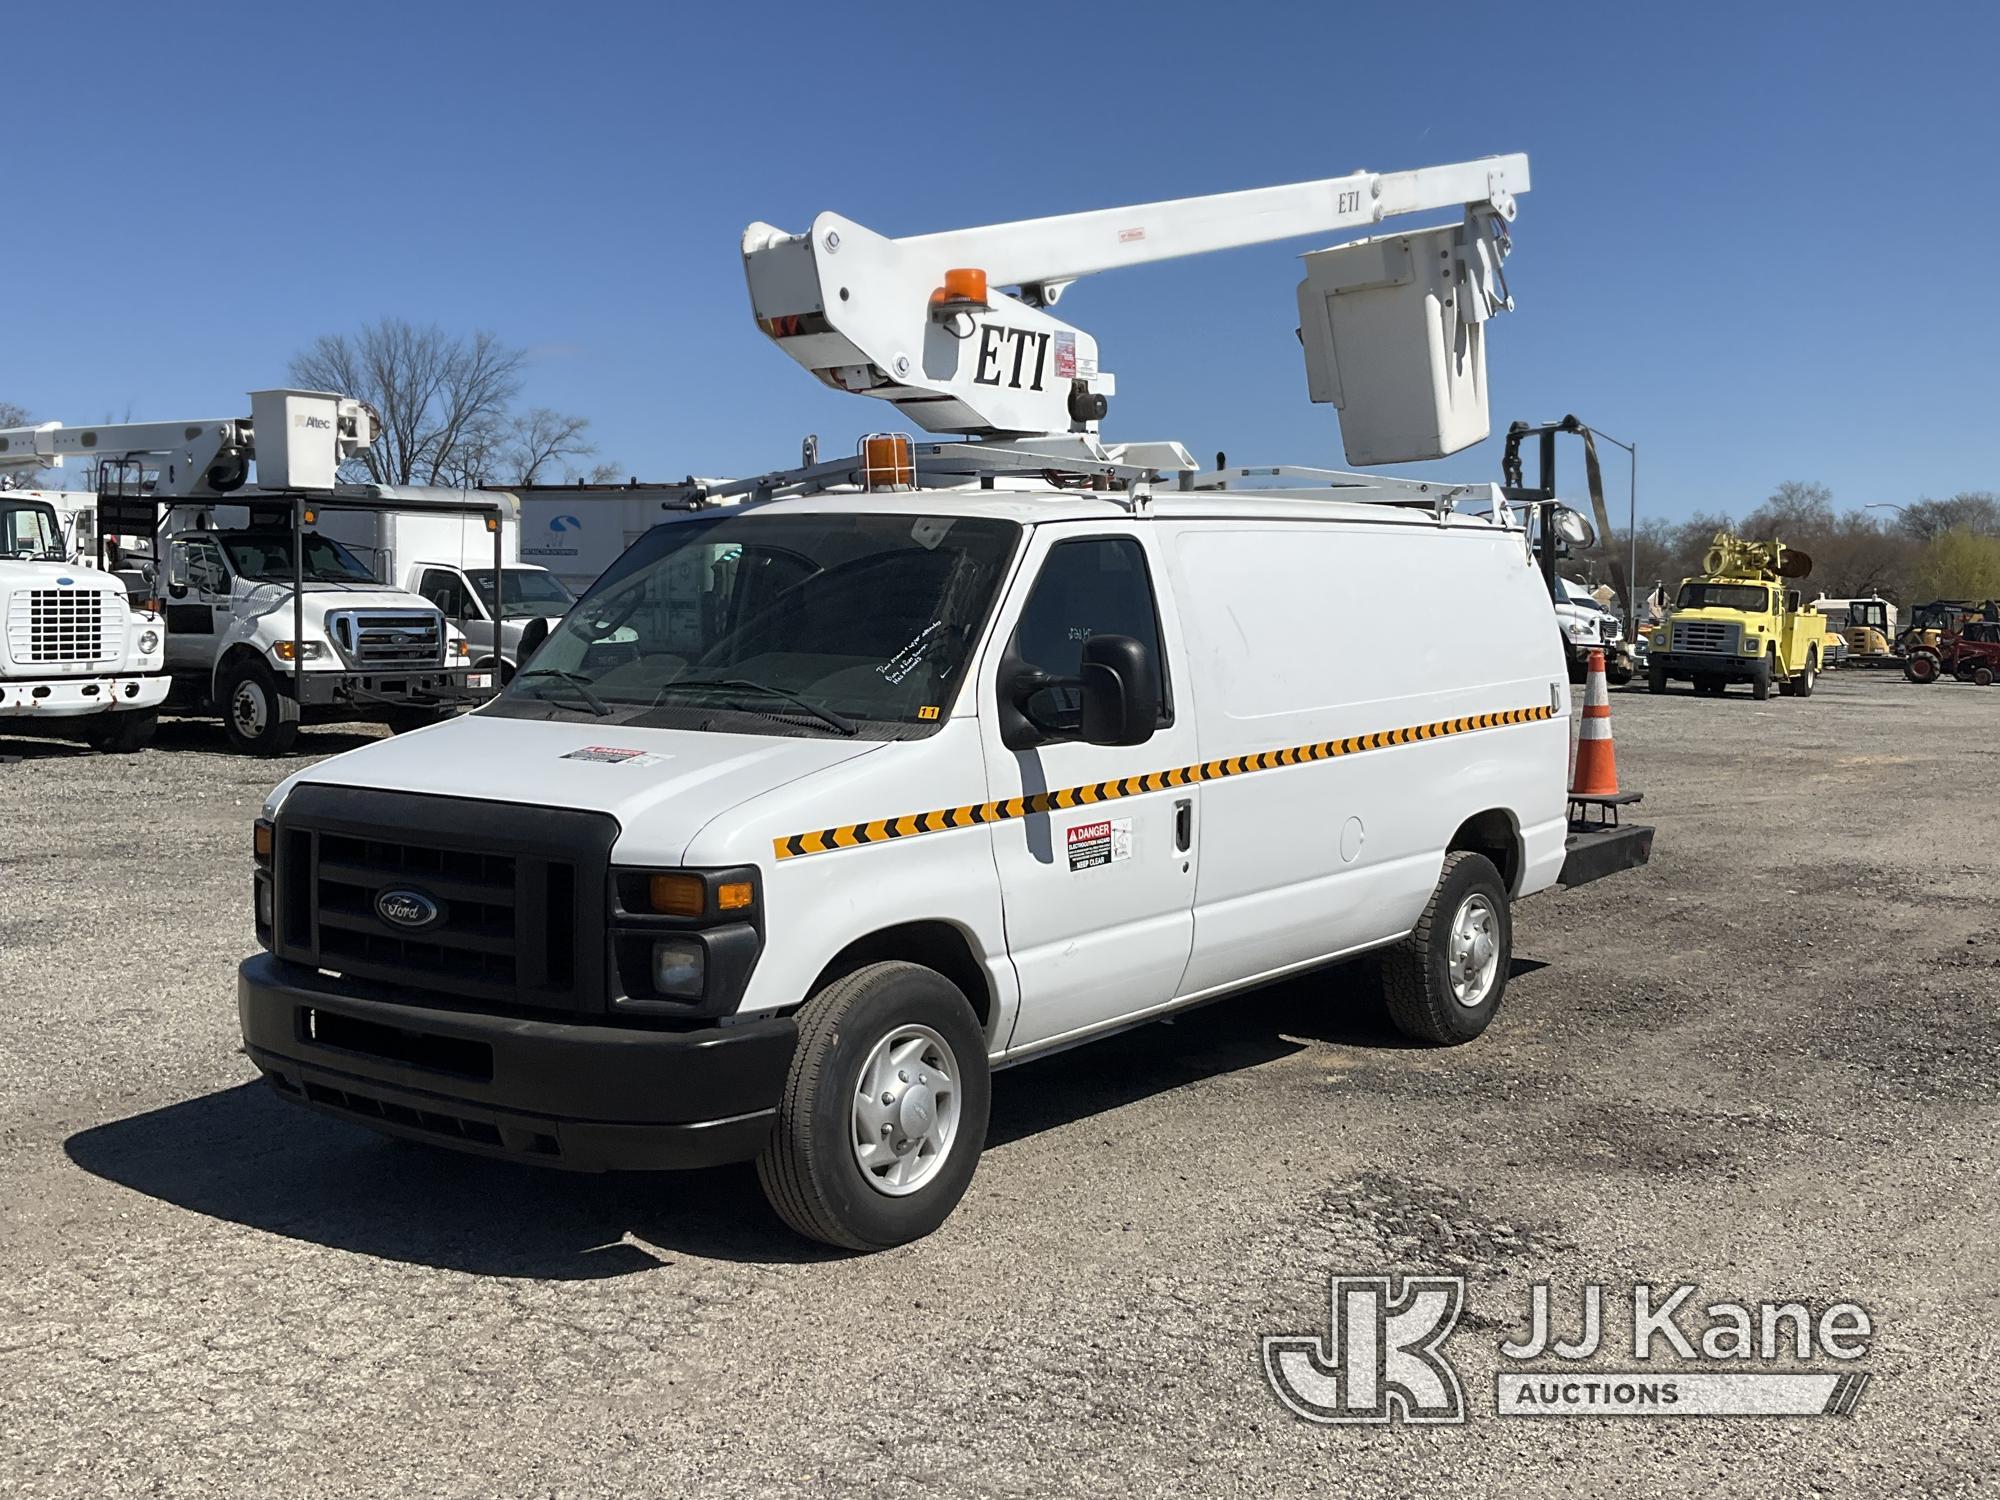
1795 650 1817 698
220 658 300 756
757 961 991 1250
1380 851 1512 1046
1905 648 1943 684
84 707 158 754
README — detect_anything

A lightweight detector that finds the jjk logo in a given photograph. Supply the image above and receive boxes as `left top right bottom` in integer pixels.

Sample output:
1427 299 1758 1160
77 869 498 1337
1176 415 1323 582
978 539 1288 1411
1263 1275 1467 1425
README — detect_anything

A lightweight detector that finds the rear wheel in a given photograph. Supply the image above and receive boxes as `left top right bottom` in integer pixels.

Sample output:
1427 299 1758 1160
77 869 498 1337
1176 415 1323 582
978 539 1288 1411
757 961 991 1250
84 707 158 754
1795 649 1817 697
220 658 300 756
1905 648 1943 684
1380 852 1512 1046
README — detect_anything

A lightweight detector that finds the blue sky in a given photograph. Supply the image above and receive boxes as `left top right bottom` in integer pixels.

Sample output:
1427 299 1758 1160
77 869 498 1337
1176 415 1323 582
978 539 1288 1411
7 1 1995 521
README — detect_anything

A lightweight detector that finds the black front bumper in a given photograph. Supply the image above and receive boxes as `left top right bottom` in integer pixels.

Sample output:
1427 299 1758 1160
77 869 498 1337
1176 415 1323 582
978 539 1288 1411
238 952 796 1171
290 666 495 712
1652 653 1760 683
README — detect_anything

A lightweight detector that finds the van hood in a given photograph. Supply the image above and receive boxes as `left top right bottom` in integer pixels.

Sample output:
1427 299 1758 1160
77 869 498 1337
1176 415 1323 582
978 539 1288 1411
281 712 887 865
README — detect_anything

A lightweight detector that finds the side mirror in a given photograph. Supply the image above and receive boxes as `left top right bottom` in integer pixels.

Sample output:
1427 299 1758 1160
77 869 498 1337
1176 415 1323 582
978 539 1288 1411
1078 634 1160 747
517 615 550 661
166 550 188 590
1554 507 1596 549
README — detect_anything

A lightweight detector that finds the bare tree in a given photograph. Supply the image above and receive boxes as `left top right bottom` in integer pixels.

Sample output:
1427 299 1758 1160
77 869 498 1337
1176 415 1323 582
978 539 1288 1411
1897 491 2000 543
288 320 530 487
501 407 597 485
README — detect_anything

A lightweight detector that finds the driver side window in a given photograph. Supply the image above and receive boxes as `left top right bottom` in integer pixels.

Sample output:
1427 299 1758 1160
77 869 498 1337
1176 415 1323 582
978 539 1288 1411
1008 536 1172 727
420 568 473 619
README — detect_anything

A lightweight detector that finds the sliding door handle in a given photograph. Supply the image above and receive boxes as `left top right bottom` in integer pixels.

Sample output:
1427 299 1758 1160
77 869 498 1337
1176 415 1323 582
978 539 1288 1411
1174 798 1193 852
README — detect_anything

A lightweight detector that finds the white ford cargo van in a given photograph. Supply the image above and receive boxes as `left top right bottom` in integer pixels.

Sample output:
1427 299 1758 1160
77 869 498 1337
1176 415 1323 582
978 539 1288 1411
238 465 1651 1249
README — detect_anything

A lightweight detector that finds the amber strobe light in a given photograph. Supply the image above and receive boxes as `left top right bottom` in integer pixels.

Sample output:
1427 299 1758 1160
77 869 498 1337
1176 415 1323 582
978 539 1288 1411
860 433 915 490
648 873 707 917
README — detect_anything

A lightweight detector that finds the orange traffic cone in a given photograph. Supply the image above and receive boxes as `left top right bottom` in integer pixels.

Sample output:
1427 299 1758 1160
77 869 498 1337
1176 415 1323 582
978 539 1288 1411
1571 648 1620 797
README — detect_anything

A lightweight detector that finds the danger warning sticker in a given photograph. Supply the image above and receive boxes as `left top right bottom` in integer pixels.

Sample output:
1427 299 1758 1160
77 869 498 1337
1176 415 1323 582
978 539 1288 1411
1066 816 1132 872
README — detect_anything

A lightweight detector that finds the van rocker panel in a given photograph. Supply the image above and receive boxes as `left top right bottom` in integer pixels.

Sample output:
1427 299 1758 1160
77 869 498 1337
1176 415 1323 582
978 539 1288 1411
237 952 796 1170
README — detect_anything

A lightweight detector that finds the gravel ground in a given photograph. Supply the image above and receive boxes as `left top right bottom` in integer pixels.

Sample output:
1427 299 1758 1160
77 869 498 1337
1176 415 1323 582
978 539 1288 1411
1 673 1995 1498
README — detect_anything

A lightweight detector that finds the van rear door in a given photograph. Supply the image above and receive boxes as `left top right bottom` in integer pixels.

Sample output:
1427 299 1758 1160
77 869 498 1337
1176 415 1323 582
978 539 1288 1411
980 527 1198 1050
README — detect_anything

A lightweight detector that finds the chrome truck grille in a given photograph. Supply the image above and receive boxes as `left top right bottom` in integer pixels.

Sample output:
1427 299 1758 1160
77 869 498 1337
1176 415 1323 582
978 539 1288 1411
327 609 445 667
1670 619 1739 656
6 588 123 665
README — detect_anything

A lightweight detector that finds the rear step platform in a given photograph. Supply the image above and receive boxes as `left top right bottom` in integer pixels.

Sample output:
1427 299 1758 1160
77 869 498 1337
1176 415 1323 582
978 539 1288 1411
1558 790 1653 888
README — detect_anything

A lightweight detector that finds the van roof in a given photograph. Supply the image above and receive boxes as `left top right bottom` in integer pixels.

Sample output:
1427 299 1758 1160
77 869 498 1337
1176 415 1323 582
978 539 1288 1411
723 485 1515 533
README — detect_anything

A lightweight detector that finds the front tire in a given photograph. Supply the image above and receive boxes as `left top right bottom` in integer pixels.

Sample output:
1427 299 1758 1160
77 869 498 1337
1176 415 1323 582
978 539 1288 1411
1380 851 1512 1046
757 961 991 1250
220 658 300 756
1751 657 1773 700
84 707 158 754
1647 660 1668 694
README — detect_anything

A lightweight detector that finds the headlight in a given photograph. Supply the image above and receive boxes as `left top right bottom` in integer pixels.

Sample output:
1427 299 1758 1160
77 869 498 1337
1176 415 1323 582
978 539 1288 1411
650 938 706 998
137 628 160 653
273 640 324 662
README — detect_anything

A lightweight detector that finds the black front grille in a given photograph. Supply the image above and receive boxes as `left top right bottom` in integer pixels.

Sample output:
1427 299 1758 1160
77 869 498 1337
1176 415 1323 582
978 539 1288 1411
270 785 617 1013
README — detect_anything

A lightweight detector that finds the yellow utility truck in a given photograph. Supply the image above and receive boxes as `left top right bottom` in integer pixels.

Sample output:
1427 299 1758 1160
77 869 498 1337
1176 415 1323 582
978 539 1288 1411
1647 533 1825 699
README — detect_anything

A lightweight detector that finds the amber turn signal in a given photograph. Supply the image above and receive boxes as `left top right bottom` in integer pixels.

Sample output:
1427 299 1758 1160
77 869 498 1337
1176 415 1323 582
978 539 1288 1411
648 873 706 917
717 881 754 912
253 821 274 863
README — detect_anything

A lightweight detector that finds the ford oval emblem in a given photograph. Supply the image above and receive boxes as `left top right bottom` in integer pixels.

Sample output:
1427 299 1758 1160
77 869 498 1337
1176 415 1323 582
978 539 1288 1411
57 576 74 586
375 887 443 931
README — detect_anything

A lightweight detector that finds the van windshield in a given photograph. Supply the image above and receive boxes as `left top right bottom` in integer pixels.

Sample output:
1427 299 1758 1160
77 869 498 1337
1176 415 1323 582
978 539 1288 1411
506 511 1021 734
1677 583 1769 613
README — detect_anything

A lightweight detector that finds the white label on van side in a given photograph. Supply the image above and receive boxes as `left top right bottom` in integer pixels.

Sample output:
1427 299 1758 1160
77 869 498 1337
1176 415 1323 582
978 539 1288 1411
562 745 664 767
1067 817 1132 872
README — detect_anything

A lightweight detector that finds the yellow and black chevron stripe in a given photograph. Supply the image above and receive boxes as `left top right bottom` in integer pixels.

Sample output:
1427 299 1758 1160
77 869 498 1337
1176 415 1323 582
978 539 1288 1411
772 704 1556 861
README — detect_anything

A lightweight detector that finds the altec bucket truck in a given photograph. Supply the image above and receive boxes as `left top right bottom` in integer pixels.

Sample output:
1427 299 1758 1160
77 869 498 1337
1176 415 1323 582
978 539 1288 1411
0 390 502 754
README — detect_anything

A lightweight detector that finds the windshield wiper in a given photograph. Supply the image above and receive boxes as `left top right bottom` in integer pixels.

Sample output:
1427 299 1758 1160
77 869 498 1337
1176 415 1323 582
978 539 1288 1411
516 668 612 718
655 678 857 736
